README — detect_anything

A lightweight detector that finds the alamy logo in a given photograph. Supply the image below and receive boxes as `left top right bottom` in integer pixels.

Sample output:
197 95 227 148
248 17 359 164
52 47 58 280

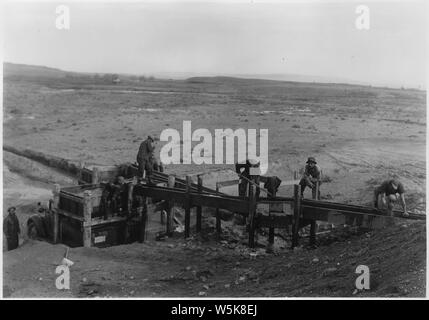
55 249 74 290
355 265 370 290
355 5 370 30
160 121 269 174
55 5 70 30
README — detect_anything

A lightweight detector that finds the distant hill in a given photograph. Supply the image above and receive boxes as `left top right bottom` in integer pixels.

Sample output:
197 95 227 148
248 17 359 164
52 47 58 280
3 62 423 91
3 62 69 79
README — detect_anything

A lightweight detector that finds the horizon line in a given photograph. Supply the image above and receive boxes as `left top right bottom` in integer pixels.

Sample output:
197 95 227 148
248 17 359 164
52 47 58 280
3 60 426 91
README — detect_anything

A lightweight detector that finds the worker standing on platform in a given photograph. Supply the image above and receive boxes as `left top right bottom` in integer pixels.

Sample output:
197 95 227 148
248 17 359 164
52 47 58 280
3 207 21 251
299 157 322 199
374 179 408 217
136 135 155 179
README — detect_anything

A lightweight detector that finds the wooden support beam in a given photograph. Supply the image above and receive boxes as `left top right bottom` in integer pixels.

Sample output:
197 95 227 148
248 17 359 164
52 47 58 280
52 184 61 244
268 185 276 248
196 175 203 233
92 167 100 184
292 184 302 248
248 179 257 248
134 184 249 214
184 176 191 238
166 175 175 235
140 206 146 243
83 190 93 248
127 179 135 214
216 183 221 238
310 182 319 247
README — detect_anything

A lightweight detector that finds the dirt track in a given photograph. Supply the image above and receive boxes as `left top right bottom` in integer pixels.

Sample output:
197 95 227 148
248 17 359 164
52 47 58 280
3 218 425 298
2 64 426 297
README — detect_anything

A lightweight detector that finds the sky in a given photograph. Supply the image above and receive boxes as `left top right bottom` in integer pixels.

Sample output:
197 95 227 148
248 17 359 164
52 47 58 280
1 0 427 88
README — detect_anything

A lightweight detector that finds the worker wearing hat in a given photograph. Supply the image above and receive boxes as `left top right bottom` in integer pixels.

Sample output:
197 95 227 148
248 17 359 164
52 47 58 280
3 206 21 251
374 179 408 217
299 157 322 199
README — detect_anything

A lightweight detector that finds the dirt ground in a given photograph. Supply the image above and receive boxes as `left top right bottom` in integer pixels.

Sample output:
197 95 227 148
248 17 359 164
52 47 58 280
2 63 426 297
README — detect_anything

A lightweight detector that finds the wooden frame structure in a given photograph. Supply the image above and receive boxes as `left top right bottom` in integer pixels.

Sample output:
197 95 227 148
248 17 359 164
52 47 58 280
51 168 425 249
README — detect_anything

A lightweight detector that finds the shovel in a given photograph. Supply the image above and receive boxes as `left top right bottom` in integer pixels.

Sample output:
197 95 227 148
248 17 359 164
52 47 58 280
61 247 74 267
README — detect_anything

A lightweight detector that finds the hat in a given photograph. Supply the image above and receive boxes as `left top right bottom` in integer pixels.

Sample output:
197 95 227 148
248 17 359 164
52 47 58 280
147 135 154 141
391 179 400 188
306 157 317 164
8 206 16 213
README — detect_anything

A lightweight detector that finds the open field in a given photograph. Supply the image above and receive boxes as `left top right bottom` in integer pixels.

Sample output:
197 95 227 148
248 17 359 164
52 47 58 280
2 63 426 297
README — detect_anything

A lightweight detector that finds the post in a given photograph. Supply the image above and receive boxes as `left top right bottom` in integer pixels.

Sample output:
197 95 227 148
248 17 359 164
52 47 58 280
78 161 84 183
52 184 61 244
248 181 256 248
184 176 191 238
215 183 221 238
292 184 302 249
268 187 276 249
128 179 136 214
139 205 146 243
166 175 175 235
310 181 318 247
196 175 203 233
83 190 93 247
92 167 100 184
53 184 61 209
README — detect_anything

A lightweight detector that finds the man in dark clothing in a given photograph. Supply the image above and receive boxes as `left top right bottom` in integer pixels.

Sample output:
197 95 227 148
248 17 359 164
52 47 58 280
235 159 261 199
263 176 282 198
299 157 322 199
236 160 251 198
374 179 408 217
112 176 128 214
136 136 155 179
3 207 20 251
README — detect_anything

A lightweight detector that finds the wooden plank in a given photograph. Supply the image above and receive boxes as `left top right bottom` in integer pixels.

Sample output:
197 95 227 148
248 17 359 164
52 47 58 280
83 191 92 248
166 175 175 235
248 181 256 248
215 184 221 237
135 184 249 213
190 194 249 214
292 185 302 248
268 184 277 246
196 175 203 233
217 179 240 188
257 197 294 204
301 199 425 220
310 183 318 246
59 191 84 203
184 176 191 238
279 180 301 186
84 216 127 227
53 210 59 244
56 208 85 221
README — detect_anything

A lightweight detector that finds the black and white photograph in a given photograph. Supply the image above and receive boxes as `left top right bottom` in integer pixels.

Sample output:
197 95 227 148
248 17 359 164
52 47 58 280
1 0 427 301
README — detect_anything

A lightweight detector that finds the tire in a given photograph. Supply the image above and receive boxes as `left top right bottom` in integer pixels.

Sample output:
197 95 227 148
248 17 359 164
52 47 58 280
27 222 39 239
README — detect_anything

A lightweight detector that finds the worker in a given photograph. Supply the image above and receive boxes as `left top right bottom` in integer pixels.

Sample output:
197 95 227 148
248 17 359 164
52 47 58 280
235 159 261 199
112 176 128 214
136 135 155 179
299 157 322 199
3 207 21 251
374 179 408 217
236 160 251 198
